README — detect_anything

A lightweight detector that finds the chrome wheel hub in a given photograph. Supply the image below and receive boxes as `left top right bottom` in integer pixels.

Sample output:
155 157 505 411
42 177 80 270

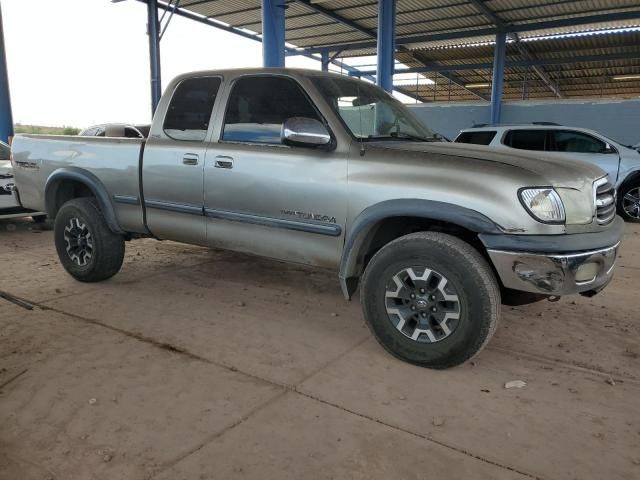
385 267 461 343
63 217 93 266
622 187 640 219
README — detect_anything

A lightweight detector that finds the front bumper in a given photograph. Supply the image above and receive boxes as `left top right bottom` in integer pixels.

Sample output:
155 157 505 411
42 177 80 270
487 242 619 296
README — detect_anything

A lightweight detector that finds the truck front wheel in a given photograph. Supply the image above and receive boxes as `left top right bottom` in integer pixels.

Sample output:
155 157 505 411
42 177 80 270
54 198 125 282
360 232 500 369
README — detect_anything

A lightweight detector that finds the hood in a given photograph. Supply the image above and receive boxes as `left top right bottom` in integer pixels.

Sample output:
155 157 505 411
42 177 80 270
368 141 607 190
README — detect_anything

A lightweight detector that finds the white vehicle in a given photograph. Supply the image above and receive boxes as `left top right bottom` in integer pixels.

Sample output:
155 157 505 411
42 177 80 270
79 123 149 139
455 123 640 222
0 140 46 222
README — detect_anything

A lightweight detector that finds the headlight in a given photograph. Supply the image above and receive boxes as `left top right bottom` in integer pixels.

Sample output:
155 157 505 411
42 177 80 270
519 188 566 224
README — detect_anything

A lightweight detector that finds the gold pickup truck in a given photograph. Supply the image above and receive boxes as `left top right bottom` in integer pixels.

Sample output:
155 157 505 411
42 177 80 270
12 68 623 368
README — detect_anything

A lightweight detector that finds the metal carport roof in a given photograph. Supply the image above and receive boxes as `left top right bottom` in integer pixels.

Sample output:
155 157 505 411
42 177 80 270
158 0 640 102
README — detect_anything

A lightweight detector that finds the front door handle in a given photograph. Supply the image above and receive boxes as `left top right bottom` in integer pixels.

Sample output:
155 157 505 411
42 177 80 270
183 153 199 165
214 155 234 169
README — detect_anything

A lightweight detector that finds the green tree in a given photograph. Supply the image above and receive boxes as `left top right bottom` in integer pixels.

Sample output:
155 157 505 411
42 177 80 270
13 124 80 135
62 126 80 135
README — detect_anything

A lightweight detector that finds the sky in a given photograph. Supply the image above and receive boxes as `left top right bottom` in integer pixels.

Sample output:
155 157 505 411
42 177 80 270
2 0 320 128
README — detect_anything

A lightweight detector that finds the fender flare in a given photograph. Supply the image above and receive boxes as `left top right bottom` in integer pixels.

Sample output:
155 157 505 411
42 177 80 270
44 167 124 234
618 169 640 191
339 199 501 299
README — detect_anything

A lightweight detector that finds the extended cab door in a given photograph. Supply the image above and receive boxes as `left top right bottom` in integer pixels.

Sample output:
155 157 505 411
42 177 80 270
203 74 348 267
142 76 222 245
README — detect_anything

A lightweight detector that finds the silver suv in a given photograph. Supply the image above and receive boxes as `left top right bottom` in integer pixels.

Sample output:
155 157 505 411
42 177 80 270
455 124 640 222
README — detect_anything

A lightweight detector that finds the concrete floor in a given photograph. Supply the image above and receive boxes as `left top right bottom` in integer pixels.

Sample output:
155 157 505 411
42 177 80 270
1 218 639 480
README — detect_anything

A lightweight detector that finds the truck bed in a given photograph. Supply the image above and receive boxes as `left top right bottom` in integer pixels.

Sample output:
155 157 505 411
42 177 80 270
11 134 146 233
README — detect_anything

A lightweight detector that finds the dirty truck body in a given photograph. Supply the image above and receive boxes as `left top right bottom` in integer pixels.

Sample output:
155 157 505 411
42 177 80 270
12 68 623 368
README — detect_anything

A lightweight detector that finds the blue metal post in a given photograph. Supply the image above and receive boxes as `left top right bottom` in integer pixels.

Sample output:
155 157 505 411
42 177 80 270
0 3 14 144
490 30 507 125
376 0 396 92
147 0 162 114
321 50 329 72
262 0 285 67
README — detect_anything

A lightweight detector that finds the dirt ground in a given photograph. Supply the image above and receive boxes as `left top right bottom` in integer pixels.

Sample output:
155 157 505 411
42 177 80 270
1 217 639 480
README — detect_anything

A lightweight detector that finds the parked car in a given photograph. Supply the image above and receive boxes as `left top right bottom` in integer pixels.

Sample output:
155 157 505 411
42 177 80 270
12 69 623 369
79 123 149 138
455 124 640 222
0 140 46 222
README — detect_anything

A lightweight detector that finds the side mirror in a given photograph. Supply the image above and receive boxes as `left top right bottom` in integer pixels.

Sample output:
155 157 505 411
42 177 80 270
282 117 331 147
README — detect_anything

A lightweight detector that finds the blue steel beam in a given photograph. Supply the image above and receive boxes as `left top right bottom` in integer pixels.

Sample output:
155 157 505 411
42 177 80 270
138 0 265 44
147 0 162 114
376 0 396 92
353 51 640 75
297 9 640 55
292 0 485 100
293 0 484 99
466 0 562 98
159 0 181 40
0 3 13 143
490 31 506 125
136 0 376 82
262 0 285 67
406 50 489 100
293 0 373 37
236 1 472 31
320 50 329 72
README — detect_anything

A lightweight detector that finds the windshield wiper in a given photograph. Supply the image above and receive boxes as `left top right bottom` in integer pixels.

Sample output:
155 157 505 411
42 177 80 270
366 132 435 142
389 131 430 142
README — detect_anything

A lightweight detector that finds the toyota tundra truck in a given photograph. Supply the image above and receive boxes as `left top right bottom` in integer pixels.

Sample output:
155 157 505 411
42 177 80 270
11 68 623 368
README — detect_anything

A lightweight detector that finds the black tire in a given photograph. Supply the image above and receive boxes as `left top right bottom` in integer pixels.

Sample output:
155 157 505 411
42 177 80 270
617 181 640 223
360 232 500 369
31 215 47 223
54 198 125 282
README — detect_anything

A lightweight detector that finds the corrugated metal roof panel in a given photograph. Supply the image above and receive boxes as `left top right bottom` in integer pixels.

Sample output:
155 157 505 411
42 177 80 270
174 0 640 100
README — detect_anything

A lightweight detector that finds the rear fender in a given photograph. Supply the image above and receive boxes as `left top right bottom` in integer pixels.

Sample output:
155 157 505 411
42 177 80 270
45 167 124 234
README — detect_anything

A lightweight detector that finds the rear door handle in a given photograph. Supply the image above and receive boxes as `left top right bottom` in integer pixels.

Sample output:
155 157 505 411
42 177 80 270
183 153 199 165
214 155 234 169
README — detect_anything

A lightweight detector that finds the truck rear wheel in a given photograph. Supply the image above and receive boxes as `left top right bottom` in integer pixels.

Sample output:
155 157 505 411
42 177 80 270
54 198 125 282
360 232 500 369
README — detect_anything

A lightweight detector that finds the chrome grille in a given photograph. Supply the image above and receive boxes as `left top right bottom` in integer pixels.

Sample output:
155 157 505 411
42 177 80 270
594 178 616 225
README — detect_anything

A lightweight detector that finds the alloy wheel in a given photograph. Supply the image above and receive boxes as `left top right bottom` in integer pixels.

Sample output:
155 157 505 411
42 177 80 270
63 217 94 266
622 187 640 219
385 267 461 343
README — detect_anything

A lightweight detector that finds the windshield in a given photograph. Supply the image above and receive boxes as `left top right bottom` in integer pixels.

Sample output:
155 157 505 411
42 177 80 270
311 76 438 142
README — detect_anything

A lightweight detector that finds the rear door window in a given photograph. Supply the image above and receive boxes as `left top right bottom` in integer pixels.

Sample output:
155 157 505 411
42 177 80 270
455 131 497 145
549 130 608 153
503 129 548 151
163 77 222 141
